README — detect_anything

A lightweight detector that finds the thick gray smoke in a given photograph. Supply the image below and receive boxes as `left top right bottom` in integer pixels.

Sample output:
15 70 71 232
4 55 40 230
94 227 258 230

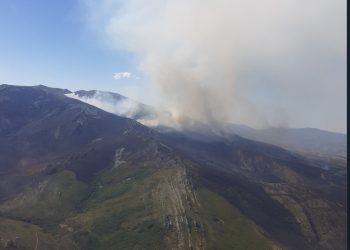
66 91 174 128
83 0 346 132
66 91 144 118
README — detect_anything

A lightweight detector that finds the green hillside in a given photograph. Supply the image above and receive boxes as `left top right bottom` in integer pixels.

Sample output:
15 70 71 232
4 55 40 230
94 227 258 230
0 164 275 250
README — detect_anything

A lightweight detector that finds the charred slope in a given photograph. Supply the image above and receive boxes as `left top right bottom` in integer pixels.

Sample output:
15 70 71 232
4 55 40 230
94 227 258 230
0 84 155 197
158 129 347 250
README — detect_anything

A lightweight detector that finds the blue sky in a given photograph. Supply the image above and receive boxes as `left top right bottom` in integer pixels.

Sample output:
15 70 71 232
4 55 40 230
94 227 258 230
0 0 346 133
0 0 140 94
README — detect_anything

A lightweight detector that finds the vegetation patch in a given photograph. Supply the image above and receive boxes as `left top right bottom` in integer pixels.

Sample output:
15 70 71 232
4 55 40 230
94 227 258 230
197 189 275 250
0 218 55 250
73 168 167 249
0 170 87 223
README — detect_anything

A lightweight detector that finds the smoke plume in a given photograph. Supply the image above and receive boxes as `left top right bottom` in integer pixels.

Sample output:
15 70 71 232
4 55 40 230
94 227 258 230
66 91 142 118
83 0 346 132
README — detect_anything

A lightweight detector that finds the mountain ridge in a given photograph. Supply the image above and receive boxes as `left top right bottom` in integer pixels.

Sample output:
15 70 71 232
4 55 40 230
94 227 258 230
0 84 346 250
65 86 346 161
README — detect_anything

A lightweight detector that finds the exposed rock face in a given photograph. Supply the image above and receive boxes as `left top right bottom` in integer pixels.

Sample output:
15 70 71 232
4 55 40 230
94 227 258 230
152 167 205 249
159 129 347 250
113 148 126 168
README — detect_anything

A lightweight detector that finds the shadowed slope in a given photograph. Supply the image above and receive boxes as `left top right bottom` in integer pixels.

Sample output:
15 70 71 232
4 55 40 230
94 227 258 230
0 85 346 250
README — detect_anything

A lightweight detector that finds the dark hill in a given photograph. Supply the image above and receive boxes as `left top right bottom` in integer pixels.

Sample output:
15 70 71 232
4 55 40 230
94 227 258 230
0 85 346 250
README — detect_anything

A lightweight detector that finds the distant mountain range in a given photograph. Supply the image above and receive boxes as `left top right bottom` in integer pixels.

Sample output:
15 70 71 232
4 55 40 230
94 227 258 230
225 124 346 157
0 84 346 250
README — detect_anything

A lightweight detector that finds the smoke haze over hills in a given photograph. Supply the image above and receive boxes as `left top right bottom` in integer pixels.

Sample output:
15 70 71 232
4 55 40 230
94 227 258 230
83 0 346 133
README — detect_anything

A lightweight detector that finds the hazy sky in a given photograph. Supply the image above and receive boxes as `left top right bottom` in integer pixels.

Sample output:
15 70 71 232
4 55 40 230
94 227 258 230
0 0 346 133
